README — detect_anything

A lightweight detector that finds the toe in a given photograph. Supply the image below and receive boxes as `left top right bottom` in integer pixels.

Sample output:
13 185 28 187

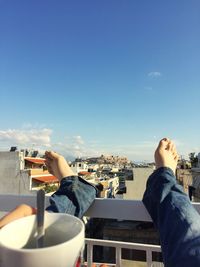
158 138 169 148
166 140 173 151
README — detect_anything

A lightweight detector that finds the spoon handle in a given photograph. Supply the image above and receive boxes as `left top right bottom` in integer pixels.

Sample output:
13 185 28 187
36 189 45 248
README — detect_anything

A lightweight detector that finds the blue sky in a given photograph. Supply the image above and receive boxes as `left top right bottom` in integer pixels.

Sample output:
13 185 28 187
0 0 200 161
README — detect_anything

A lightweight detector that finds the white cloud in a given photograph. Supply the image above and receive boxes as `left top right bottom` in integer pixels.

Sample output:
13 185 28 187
148 71 162 78
37 133 100 159
73 135 84 145
0 128 89 159
3 127 193 162
0 128 52 148
22 122 48 129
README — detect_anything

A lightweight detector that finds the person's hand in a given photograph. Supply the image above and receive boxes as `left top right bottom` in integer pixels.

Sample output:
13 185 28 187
0 204 37 229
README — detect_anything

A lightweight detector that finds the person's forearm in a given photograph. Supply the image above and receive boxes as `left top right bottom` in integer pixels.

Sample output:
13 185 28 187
143 167 200 267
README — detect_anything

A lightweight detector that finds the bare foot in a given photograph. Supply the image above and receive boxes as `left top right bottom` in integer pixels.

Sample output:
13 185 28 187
45 151 75 181
155 138 179 174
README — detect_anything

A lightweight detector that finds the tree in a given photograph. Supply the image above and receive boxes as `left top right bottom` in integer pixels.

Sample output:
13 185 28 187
189 152 198 168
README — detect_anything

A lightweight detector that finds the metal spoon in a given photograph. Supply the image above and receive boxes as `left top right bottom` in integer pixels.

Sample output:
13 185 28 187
36 189 45 248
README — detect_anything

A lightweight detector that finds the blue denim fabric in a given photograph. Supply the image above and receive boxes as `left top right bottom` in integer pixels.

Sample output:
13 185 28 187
46 176 97 218
143 167 200 267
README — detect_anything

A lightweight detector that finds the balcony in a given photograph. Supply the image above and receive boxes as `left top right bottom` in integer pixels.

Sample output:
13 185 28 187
1 195 200 266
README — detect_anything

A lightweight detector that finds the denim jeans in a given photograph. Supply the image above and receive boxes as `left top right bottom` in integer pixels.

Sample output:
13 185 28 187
143 167 200 267
46 176 97 218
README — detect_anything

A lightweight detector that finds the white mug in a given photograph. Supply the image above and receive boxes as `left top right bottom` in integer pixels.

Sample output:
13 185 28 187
0 213 85 267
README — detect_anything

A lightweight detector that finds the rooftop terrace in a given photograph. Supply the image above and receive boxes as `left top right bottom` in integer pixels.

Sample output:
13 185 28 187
1 195 200 267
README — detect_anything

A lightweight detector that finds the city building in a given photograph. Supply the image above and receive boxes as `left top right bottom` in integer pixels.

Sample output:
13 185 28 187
0 150 58 195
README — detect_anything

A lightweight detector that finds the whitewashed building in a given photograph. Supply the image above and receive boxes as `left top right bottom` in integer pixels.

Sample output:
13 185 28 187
124 167 154 200
70 161 88 175
0 151 31 195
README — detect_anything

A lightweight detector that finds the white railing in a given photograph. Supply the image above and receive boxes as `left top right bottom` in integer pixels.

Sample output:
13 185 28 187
1 195 200 220
0 195 152 221
1 194 200 267
85 238 162 267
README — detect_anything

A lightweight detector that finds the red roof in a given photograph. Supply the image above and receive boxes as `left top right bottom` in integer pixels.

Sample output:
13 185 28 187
32 175 59 184
25 158 45 164
78 171 91 176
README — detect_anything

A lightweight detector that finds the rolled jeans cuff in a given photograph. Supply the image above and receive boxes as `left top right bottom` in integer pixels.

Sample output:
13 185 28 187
46 176 97 218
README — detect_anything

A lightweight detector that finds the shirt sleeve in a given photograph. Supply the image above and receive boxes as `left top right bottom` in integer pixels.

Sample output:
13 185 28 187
142 167 200 267
46 176 97 218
